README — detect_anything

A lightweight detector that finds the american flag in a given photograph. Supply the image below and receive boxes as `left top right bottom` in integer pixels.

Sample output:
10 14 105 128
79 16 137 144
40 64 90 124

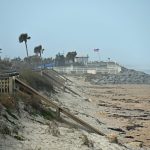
93 48 100 52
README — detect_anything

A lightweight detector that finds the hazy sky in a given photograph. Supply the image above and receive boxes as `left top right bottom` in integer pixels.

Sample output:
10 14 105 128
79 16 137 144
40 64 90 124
0 0 150 70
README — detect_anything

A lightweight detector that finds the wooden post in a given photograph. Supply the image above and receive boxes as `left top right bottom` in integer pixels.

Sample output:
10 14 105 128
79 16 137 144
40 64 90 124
9 77 13 93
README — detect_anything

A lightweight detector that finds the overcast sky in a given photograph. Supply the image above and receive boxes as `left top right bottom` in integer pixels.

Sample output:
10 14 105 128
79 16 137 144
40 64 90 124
0 0 150 70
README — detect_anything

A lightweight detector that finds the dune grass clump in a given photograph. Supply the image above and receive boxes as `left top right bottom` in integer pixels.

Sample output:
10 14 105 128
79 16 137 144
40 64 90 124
20 93 55 120
80 134 94 148
0 94 16 109
46 121 60 136
20 69 54 92
107 133 118 143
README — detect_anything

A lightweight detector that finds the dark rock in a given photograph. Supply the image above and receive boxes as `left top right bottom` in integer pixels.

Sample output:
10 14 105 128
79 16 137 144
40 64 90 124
86 67 150 84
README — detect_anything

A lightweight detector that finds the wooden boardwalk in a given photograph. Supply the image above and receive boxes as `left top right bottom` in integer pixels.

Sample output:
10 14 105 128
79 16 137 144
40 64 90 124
0 70 105 136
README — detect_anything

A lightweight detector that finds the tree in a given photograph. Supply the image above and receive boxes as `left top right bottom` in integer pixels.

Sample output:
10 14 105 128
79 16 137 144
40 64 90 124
66 51 77 63
19 33 31 57
34 45 44 57
55 53 65 66
43 57 54 64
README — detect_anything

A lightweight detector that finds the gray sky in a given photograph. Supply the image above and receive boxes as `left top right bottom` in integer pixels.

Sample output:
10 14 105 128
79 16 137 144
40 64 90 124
0 0 150 70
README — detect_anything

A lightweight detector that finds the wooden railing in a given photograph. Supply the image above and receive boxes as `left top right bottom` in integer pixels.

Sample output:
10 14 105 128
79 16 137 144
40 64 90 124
0 77 13 93
0 71 19 94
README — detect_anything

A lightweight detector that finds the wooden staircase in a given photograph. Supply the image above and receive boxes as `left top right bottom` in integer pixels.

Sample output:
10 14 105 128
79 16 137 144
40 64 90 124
15 78 105 136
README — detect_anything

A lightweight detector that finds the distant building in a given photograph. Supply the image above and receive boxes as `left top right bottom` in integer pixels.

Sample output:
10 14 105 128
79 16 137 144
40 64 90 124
74 55 89 65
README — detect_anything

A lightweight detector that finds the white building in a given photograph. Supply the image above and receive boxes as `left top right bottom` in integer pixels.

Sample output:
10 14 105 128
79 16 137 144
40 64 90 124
74 55 89 65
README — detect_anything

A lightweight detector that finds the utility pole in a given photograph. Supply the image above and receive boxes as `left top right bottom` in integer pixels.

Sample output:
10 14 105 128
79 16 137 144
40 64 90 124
93 48 100 62
0 49 1 63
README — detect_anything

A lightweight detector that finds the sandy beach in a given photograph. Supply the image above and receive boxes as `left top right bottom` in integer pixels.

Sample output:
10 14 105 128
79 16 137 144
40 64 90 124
0 75 150 150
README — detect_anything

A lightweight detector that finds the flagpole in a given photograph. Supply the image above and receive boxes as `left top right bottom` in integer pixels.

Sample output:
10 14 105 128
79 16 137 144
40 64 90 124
93 48 100 62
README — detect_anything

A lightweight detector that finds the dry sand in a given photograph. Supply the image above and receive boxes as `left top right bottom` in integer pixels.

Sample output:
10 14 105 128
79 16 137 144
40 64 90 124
1 75 150 150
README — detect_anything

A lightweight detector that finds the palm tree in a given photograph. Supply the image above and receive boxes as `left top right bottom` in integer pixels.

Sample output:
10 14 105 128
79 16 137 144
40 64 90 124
34 45 44 57
19 33 31 57
34 46 39 56
34 45 44 69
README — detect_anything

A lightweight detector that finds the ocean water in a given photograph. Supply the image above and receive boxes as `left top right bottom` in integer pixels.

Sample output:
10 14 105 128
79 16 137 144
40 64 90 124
138 69 150 75
144 70 150 75
125 65 150 75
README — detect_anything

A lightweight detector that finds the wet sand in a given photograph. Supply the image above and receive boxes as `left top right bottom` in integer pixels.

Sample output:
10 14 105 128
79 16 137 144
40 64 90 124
67 76 150 148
